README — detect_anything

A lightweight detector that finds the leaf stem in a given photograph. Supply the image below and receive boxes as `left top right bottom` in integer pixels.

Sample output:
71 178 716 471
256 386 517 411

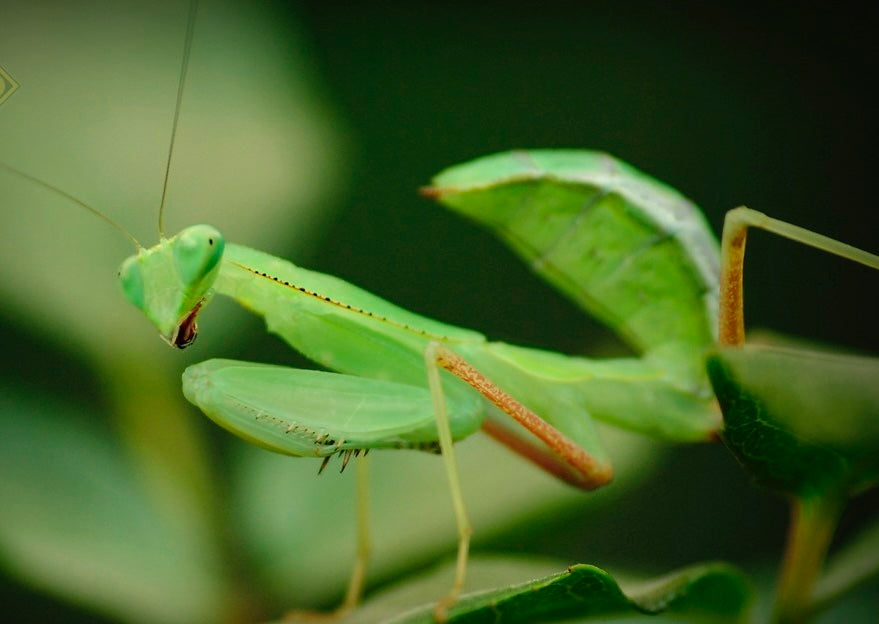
773 495 843 624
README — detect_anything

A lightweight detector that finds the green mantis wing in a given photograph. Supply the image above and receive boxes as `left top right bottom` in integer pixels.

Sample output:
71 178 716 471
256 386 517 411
427 149 720 390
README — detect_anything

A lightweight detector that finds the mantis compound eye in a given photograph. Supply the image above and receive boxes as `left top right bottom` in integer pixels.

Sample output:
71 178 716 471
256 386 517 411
118 255 145 312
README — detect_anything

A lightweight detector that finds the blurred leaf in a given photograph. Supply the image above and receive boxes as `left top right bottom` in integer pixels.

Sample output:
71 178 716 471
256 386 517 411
707 344 879 499
0 386 231 623
0 1 346 619
336 556 751 624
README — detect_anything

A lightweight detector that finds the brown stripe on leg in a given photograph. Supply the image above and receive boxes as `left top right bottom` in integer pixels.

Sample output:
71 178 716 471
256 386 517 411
432 344 612 491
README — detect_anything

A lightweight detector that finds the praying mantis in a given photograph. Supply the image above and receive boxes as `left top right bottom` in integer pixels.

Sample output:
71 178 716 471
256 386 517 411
109 149 727 620
9 154 877 624
3 5 879 624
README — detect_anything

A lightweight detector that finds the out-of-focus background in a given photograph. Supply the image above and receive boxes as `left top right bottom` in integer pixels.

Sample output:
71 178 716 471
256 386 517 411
0 1 876 622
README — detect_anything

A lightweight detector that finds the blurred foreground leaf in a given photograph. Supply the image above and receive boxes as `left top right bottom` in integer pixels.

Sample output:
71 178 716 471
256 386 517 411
337 556 750 624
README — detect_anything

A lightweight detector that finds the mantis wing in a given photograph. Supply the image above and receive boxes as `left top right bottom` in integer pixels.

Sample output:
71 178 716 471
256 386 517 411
427 149 720 388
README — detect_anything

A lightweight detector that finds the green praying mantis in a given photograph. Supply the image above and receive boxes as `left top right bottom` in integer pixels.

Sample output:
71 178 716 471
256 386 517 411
6 155 879 622
3 4 879 623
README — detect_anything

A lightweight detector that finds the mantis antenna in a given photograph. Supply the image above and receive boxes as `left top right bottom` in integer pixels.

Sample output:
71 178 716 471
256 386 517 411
0 162 142 250
1 1 201 249
157 0 199 239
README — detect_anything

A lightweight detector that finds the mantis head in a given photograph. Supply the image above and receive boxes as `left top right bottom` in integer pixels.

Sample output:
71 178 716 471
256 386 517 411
119 225 225 349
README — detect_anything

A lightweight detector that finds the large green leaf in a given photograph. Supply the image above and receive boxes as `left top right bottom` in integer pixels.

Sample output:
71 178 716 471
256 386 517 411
707 344 879 499
337 557 751 624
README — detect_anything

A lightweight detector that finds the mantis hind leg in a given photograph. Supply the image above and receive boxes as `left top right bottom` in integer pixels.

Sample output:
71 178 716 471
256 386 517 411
719 207 879 346
282 454 371 622
424 342 472 623
342 454 371 613
422 340 613 621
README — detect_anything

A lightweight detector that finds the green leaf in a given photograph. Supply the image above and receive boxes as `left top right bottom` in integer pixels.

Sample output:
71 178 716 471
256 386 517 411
338 557 751 624
707 344 879 498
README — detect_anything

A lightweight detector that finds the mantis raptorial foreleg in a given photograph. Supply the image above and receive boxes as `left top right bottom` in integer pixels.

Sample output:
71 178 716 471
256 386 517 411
718 206 879 347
